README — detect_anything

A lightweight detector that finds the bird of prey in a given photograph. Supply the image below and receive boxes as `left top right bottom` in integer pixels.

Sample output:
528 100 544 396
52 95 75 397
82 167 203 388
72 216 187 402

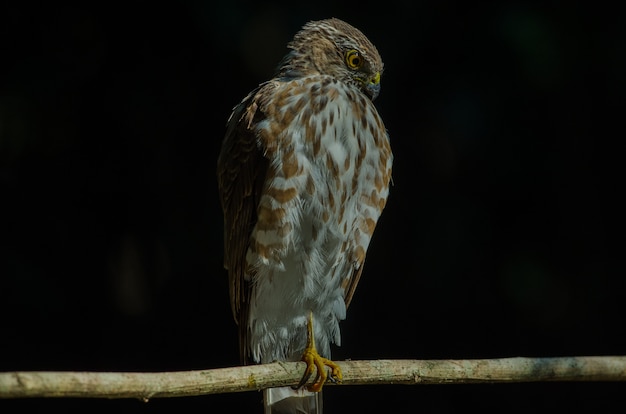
217 17 392 413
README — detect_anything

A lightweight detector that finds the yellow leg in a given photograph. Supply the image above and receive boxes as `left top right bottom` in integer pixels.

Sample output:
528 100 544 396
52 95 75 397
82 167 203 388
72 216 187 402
293 312 342 392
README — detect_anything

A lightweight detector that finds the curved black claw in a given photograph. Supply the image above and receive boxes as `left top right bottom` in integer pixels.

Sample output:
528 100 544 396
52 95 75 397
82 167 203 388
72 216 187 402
292 312 343 392
292 363 314 390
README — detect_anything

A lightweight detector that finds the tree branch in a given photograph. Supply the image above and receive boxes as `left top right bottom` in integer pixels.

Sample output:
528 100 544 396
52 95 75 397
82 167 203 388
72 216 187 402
2 356 625 400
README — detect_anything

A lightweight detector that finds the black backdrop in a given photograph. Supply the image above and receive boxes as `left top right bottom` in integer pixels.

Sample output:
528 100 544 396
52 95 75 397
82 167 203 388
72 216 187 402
2 1 625 412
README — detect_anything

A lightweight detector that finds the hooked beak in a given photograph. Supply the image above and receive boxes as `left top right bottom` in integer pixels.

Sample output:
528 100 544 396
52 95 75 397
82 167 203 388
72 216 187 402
365 72 381 100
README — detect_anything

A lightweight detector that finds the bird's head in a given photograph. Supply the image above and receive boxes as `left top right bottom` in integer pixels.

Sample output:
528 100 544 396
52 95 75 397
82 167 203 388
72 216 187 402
278 18 384 101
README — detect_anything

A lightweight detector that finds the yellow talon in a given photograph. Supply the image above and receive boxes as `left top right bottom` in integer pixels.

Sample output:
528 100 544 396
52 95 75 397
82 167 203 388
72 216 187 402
293 312 343 392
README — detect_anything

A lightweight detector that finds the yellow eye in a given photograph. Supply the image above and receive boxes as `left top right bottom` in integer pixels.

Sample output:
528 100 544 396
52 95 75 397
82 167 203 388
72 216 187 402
345 49 363 69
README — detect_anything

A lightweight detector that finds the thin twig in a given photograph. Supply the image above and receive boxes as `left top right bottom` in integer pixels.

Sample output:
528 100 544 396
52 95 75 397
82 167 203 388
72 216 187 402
1 356 625 400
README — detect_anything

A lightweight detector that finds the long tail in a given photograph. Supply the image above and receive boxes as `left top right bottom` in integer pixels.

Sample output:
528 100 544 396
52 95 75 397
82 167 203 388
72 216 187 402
263 387 322 414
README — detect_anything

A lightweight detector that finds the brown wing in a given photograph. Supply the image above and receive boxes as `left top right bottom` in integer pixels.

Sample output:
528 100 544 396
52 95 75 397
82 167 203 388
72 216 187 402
343 265 365 310
216 84 272 363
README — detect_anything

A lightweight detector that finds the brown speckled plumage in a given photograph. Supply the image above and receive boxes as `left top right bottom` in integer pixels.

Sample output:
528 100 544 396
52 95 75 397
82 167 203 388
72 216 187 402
217 18 392 413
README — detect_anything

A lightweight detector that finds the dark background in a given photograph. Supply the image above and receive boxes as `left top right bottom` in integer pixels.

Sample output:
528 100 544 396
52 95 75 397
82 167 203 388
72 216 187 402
2 1 625 412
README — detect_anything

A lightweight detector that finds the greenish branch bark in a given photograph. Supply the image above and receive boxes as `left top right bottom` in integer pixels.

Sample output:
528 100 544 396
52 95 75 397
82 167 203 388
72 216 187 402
2 356 625 400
